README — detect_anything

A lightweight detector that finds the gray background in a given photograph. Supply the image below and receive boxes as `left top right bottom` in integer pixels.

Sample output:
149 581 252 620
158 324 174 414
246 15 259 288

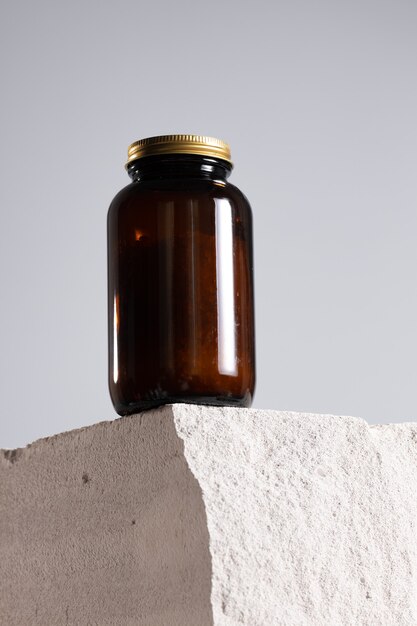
1 0 416 448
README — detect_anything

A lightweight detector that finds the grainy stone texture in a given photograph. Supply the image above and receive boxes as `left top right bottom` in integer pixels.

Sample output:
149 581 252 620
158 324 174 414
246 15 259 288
2 404 417 626
0 408 213 626
173 405 417 626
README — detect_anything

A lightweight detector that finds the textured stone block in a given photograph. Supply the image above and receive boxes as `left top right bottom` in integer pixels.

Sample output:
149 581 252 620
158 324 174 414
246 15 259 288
0 409 212 625
2 405 417 625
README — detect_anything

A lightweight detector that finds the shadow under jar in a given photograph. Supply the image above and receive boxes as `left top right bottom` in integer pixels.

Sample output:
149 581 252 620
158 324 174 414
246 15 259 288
107 135 256 415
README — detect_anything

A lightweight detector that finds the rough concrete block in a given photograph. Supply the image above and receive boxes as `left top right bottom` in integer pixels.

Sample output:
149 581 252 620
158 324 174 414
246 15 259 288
2 404 417 625
0 408 212 626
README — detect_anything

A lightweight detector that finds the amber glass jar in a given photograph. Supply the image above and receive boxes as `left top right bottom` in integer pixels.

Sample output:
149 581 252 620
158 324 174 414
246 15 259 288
107 135 255 415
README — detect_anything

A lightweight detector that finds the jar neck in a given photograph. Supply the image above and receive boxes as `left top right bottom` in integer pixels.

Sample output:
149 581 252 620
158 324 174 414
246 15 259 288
126 154 233 183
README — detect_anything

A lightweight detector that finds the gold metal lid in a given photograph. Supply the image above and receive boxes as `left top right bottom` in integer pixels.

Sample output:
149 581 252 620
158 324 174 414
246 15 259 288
126 134 232 167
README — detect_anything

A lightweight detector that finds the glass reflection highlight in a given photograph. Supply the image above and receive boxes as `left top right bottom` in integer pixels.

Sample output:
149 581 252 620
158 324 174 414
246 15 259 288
113 293 119 383
215 199 238 376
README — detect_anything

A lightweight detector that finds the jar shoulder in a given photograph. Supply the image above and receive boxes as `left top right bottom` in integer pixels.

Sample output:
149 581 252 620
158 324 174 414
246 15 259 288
107 182 137 216
223 182 253 213
108 180 252 218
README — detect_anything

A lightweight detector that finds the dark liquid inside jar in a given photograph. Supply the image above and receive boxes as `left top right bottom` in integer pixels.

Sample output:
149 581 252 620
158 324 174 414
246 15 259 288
107 150 255 415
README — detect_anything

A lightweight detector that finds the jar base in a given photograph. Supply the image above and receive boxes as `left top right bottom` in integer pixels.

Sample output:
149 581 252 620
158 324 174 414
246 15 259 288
114 393 253 416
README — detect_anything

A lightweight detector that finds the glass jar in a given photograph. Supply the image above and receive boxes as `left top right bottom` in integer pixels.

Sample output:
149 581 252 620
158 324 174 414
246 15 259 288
107 135 255 415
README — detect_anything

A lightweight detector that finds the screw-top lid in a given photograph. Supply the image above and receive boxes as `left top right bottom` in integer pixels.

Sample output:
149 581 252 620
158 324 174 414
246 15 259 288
126 134 232 167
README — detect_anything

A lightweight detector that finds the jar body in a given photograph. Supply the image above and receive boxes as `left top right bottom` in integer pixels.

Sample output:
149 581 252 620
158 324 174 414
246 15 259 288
107 156 255 414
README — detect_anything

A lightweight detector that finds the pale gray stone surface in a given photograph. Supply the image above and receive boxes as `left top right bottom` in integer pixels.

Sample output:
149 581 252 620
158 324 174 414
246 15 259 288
0 408 212 626
2 404 417 625
172 405 417 626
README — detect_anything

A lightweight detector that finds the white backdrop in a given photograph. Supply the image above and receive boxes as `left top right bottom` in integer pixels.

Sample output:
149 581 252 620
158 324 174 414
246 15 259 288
1 0 416 448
